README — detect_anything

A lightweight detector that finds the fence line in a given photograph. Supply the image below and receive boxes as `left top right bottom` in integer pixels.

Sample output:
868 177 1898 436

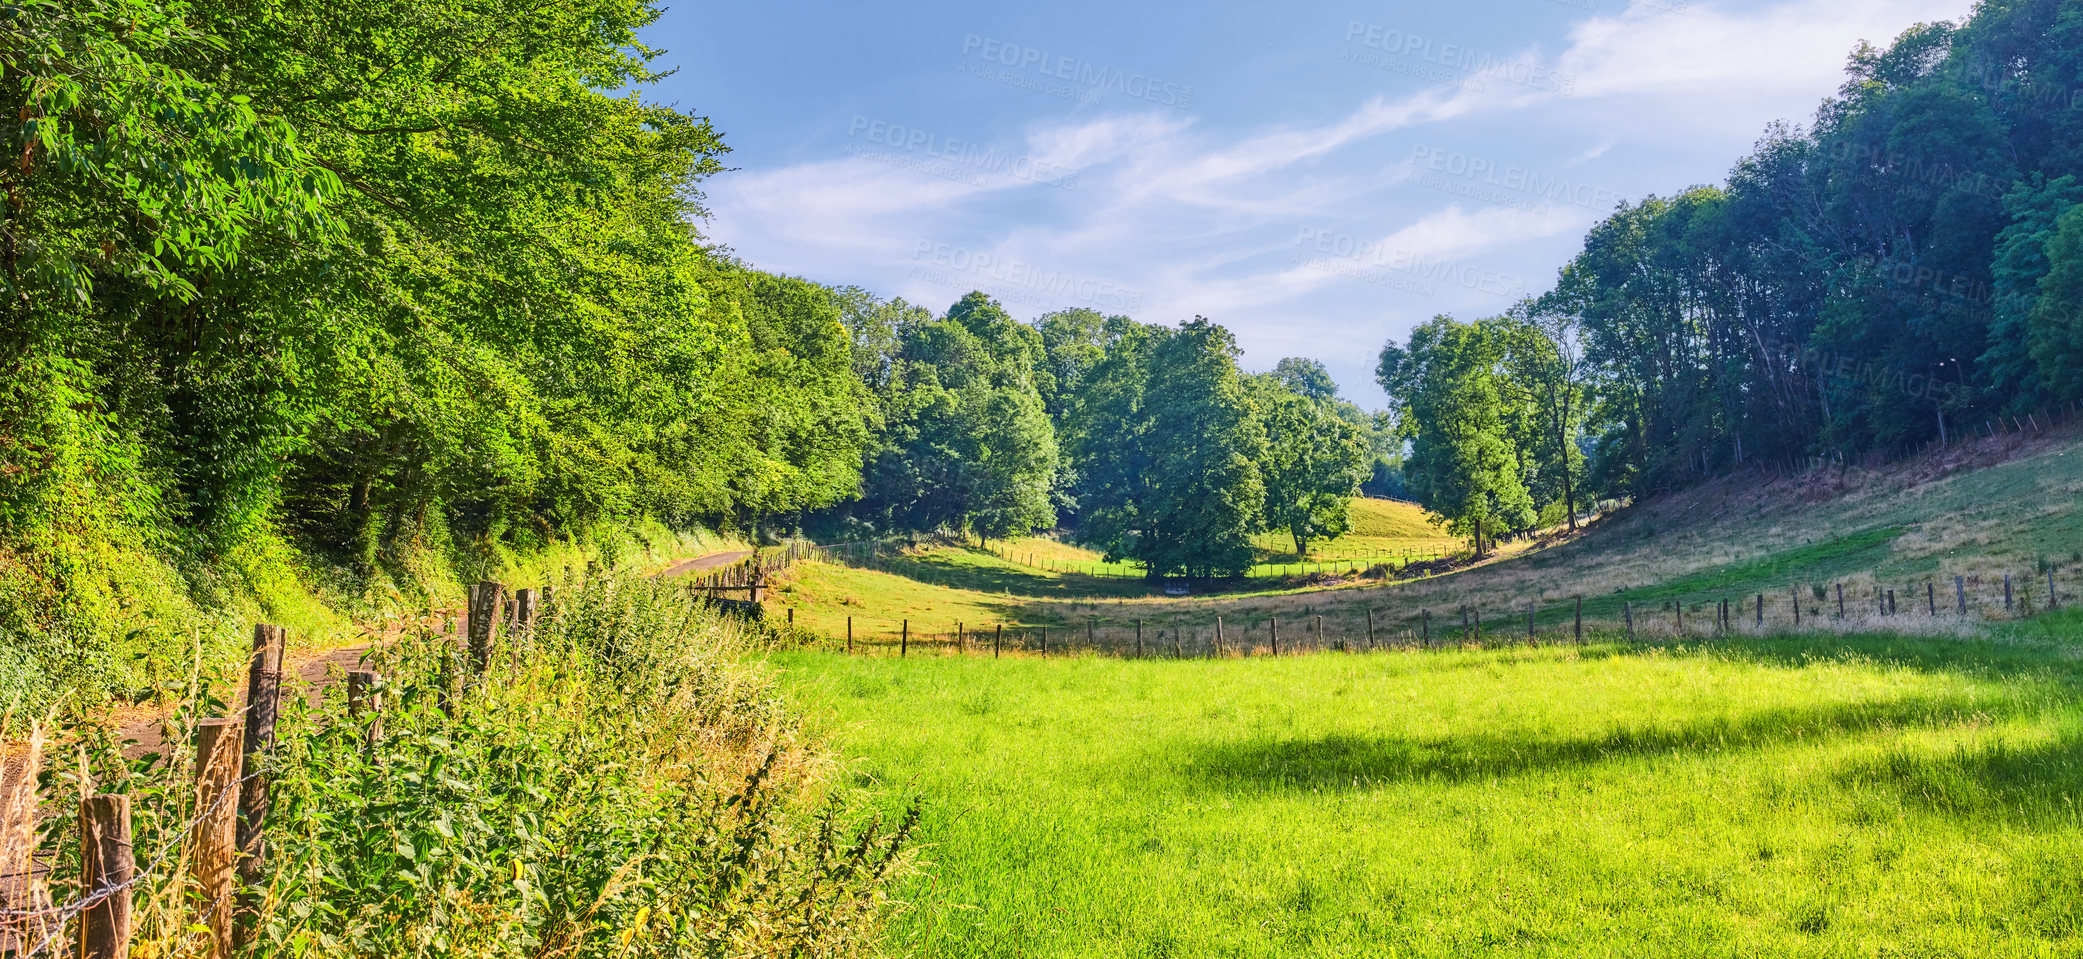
0 577 568 958
793 564 2073 660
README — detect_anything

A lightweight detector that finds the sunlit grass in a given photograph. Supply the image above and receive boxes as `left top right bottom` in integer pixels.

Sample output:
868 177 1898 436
771 623 2083 957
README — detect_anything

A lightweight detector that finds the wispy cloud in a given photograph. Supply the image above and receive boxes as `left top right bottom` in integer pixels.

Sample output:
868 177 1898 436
702 0 1975 400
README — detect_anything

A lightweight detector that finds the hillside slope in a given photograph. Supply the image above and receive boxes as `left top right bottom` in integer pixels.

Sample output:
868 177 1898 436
775 424 2083 646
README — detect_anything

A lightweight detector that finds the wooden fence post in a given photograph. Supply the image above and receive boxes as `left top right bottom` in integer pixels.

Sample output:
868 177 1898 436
2052 568 2061 609
1624 601 1634 641
901 620 908 658
1837 584 1845 619
1887 589 1897 617
847 617 854 654
1041 626 1049 658
1928 582 1937 617
1216 616 1225 654
995 623 1003 658
1462 606 1470 644
1756 594 1764 629
1575 598 1583 646
194 718 245 959
235 624 285 948
957 623 964 654
1271 617 1279 656
1 726 46 956
1526 603 1535 645
468 580 505 673
1421 609 1429 648
515 588 538 632
1316 615 1324 651
1956 576 1968 615
78 794 133 959
2005 574 2014 613
1367 609 1376 649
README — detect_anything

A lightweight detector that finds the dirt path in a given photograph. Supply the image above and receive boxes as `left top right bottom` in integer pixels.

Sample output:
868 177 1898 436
4 549 756 782
657 550 754 579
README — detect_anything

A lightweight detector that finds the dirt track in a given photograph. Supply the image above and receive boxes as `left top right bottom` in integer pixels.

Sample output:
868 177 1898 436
3 550 755 787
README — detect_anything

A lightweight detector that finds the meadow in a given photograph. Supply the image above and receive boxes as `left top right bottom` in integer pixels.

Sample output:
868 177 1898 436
770 614 2083 957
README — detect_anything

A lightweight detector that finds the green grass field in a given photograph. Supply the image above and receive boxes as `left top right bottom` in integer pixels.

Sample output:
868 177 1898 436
773 613 2083 957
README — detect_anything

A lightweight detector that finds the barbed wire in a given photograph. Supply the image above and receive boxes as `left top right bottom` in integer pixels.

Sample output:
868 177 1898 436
6 769 260 957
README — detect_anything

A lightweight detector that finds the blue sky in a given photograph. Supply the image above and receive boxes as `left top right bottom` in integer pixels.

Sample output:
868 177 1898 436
646 0 1974 408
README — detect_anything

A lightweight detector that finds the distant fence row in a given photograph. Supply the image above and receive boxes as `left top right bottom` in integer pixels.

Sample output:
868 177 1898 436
794 566 2074 659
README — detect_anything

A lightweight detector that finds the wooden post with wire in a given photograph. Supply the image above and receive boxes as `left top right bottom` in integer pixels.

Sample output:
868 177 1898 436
194 718 245 959
468 580 505 673
235 624 285 948
1 726 48 956
78 794 134 959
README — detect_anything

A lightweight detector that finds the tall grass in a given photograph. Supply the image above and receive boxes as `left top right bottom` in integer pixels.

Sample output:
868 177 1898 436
28 568 910 958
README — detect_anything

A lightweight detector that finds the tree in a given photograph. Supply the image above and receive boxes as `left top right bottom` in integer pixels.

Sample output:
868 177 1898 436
1252 378 1368 555
1499 302 1592 530
843 293 1057 540
1271 357 1340 403
1074 319 1265 579
2027 202 2083 401
1378 317 1535 555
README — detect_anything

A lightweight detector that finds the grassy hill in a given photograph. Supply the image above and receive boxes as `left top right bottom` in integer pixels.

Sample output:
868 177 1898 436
771 424 2083 648
760 425 2083 957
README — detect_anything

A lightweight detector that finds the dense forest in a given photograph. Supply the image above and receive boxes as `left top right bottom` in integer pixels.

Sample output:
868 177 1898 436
1383 0 2083 539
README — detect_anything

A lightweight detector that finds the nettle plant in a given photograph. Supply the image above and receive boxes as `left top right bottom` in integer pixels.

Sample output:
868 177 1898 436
38 571 916 959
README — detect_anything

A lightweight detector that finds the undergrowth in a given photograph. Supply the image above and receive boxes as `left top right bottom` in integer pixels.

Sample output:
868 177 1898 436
28 568 912 958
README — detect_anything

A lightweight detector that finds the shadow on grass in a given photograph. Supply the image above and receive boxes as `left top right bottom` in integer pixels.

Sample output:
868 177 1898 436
876 549 1150 601
1181 692 2038 792
1685 627 2083 684
1835 727 2083 826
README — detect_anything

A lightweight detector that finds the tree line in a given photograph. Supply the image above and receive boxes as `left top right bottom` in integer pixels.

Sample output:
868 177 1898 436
1380 0 2083 545
819 294 1392 577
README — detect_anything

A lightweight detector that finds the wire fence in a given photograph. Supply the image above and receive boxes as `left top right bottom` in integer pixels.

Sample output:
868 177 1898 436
804 566 2075 660
0 579 555 958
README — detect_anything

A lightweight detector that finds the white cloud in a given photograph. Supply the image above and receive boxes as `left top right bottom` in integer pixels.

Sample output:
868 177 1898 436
701 0 1979 403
